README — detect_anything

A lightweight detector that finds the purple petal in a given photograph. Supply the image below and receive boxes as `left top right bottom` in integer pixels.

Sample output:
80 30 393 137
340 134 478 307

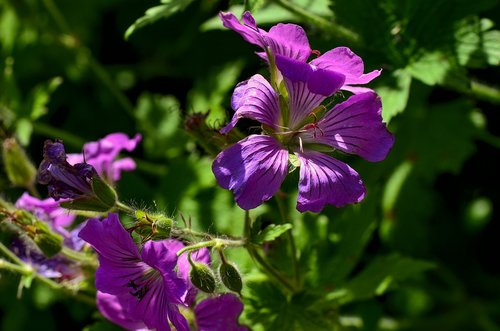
220 11 311 62
296 151 366 212
219 11 266 49
195 293 248 331
78 214 146 294
15 192 76 230
310 47 381 91
222 75 281 134
212 135 289 210
302 92 394 162
67 133 141 182
140 240 187 305
265 23 311 61
275 55 345 129
97 292 150 331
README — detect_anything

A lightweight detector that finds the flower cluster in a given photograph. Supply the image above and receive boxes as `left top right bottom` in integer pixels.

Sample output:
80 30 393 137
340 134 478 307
79 214 246 331
213 12 394 212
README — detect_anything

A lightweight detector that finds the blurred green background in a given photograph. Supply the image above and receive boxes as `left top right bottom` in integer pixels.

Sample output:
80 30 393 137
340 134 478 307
1 0 499 330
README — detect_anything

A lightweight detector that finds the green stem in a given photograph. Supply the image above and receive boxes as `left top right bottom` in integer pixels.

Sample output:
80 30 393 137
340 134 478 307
0 258 95 305
32 122 86 148
0 241 25 265
470 81 500 105
177 238 246 256
244 211 297 292
272 0 360 45
60 247 97 267
116 201 135 214
275 195 300 287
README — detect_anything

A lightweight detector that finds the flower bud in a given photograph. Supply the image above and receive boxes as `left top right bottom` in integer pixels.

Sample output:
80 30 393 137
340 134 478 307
219 261 243 295
31 220 63 257
2 138 37 188
151 216 172 240
190 262 216 293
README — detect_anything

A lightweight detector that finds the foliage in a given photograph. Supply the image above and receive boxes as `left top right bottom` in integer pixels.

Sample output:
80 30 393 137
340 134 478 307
0 0 499 330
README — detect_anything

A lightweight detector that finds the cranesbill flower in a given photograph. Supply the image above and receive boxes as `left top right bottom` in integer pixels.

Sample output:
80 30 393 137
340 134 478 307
96 292 247 331
220 11 380 93
66 132 141 183
79 213 209 331
212 61 393 212
38 140 97 201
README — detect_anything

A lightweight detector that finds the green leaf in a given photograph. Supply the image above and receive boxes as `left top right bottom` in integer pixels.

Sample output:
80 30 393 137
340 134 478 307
135 93 186 159
125 0 194 39
378 69 412 122
187 60 245 127
406 52 468 90
252 223 292 244
245 0 266 12
327 254 435 304
455 18 500 68
28 77 63 120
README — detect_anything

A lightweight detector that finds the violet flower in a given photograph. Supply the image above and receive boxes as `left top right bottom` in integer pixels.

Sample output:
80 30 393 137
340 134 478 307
38 140 97 201
97 292 247 331
66 132 141 183
212 65 393 212
12 193 84 280
220 11 380 93
78 213 210 331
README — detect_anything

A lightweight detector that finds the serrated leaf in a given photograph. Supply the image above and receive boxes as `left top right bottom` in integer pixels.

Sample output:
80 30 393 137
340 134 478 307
327 254 435 304
125 0 194 39
252 223 292 244
455 18 500 68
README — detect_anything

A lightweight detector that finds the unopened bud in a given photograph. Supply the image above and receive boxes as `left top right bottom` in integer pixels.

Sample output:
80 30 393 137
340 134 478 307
2 138 37 188
190 262 216 293
219 261 243 294
32 220 63 257
91 176 117 209
151 216 172 240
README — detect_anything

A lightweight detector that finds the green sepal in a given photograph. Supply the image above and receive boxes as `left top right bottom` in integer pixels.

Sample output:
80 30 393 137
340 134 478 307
91 176 117 208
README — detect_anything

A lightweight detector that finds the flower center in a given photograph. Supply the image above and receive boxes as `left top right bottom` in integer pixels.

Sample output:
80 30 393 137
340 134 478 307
127 269 161 300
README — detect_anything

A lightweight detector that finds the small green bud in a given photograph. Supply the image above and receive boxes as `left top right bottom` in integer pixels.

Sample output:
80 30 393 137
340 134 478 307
135 210 150 224
2 138 37 188
32 220 63 257
151 216 172 240
190 262 216 293
91 176 117 209
219 261 243 294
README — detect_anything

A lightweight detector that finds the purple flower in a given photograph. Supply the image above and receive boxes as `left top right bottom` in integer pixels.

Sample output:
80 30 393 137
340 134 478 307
79 213 209 331
15 192 76 232
220 11 380 93
195 294 248 331
97 292 247 331
38 140 97 201
66 132 141 183
213 67 393 212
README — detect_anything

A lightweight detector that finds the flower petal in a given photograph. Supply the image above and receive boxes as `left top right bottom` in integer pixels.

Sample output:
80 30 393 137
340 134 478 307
310 47 381 91
265 23 311 61
212 135 288 210
296 151 366 212
222 75 280 134
302 92 394 162
219 11 266 50
275 55 344 128
96 292 150 331
220 11 311 62
78 214 146 294
195 294 248 331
